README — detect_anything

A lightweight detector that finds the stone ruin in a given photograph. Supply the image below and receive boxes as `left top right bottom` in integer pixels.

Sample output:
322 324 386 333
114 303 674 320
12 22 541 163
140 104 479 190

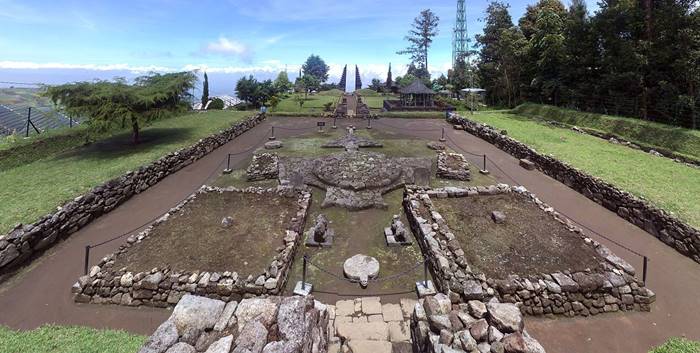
246 153 279 181
404 185 656 317
271 131 431 210
385 215 411 246
137 294 329 353
321 128 383 151
436 152 471 181
411 293 546 353
305 214 334 247
279 151 431 210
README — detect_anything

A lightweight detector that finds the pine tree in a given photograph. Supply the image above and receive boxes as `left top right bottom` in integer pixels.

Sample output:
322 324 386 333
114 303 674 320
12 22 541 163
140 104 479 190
201 72 209 108
397 9 440 80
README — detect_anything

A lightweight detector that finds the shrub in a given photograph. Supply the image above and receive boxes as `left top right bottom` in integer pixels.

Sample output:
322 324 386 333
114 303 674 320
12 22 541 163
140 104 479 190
207 98 225 110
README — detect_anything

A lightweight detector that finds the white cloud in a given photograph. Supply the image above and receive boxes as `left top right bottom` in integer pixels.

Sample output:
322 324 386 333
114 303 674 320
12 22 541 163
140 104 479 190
0 61 172 74
201 37 252 60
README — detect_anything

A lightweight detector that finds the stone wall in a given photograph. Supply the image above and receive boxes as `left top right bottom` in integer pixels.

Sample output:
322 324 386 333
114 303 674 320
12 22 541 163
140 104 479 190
403 185 656 317
411 293 546 353
447 113 700 264
138 294 329 353
0 114 266 281
72 186 311 308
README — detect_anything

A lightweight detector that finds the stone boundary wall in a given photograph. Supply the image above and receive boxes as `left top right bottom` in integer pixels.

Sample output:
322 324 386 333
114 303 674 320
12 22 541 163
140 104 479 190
72 186 311 308
138 294 329 353
0 114 266 280
411 293 546 353
447 113 700 264
403 185 655 317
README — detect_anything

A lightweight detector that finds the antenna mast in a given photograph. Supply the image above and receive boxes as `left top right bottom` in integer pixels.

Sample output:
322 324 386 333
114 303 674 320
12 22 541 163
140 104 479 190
452 0 468 69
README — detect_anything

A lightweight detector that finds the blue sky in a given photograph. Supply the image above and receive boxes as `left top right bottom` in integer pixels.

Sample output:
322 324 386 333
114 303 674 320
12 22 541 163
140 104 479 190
0 0 598 95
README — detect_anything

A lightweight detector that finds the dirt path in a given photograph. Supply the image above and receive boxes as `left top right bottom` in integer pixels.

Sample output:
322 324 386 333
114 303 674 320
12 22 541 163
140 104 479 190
0 117 698 353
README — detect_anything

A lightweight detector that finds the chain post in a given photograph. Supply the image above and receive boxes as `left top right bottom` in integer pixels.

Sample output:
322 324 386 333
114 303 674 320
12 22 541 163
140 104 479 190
84 245 91 275
302 255 308 290
643 256 648 285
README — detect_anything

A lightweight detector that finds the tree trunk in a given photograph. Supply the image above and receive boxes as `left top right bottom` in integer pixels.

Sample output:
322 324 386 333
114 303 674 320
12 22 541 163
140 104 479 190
132 119 140 144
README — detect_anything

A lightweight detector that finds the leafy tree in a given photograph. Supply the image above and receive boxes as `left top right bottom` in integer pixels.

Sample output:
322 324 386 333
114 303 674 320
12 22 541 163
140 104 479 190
397 9 439 80
476 1 527 106
201 72 209 107
207 97 224 110
302 54 330 82
46 72 195 144
398 74 419 87
527 0 567 103
296 74 320 98
235 76 275 108
273 71 293 94
267 95 281 111
369 78 383 91
293 94 305 109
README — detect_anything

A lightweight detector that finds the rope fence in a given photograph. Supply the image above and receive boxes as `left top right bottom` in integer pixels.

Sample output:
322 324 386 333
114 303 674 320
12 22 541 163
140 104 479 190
82 129 275 274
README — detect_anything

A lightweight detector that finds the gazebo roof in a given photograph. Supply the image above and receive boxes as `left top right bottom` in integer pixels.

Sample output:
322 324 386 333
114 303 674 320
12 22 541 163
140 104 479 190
399 80 435 95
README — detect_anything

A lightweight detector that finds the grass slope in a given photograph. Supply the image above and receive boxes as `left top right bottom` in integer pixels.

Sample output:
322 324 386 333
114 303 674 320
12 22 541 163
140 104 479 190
0 110 252 233
275 95 338 113
463 111 700 228
513 103 700 160
0 325 146 353
650 337 700 353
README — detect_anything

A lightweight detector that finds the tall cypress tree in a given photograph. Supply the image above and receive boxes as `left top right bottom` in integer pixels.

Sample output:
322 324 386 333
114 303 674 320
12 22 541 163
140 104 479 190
201 72 209 107
386 63 393 90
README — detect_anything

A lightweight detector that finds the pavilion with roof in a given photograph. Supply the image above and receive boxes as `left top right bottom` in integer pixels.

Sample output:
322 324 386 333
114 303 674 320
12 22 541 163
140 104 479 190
398 80 436 108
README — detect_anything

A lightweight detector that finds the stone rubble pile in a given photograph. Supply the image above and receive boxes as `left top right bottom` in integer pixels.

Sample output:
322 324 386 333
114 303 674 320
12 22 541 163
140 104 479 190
448 113 700 264
246 153 279 181
436 152 471 181
403 185 656 317
411 293 546 353
138 294 329 353
0 114 266 280
72 186 311 307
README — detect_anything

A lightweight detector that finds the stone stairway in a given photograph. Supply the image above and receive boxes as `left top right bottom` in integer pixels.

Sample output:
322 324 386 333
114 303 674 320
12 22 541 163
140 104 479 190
327 297 417 353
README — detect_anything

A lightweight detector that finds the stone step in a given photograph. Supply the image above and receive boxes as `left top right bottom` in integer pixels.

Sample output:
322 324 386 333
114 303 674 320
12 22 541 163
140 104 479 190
336 321 389 341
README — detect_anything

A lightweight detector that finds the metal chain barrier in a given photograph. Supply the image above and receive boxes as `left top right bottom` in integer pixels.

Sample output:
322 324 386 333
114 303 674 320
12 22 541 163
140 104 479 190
83 129 276 274
448 129 650 283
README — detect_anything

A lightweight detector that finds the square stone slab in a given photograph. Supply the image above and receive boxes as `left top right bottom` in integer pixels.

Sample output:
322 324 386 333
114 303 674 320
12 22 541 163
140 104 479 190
361 297 382 315
388 321 411 342
336 300 356 317
381 303 404 322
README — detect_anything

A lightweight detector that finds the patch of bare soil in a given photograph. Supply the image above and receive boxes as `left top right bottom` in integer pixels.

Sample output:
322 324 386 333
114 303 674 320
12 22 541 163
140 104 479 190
433 193 605 279
114 191 297 275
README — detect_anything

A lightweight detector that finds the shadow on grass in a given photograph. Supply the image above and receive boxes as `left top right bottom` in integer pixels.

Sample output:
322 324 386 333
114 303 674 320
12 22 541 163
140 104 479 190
53 127 195 162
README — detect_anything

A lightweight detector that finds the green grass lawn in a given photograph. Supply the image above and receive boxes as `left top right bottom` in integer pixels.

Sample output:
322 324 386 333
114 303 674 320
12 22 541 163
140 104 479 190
650 337 700 353
0 325 146 353
461 111 700 228
274 94 339 113
0 110 253 233
513 103 700 160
